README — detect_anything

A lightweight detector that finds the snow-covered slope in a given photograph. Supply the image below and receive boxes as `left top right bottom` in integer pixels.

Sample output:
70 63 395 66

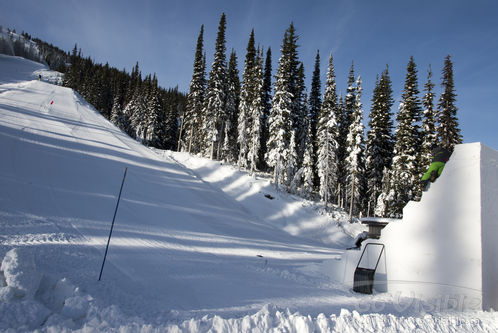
1 55 497 331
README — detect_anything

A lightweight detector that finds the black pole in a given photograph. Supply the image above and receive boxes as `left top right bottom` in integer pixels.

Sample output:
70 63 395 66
99 167 128 281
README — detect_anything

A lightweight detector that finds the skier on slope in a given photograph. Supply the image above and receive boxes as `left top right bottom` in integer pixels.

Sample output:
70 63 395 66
421 146 451 191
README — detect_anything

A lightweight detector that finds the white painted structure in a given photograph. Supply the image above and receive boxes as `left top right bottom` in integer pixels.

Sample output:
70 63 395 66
338 143 498 311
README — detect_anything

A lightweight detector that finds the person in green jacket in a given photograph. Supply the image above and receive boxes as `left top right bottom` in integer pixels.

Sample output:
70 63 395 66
421 146 451 191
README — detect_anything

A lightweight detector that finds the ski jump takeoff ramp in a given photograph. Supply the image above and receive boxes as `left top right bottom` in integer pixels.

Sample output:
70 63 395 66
349 143 498 311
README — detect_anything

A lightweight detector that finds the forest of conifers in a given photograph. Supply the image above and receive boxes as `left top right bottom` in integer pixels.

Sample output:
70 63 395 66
0 16 462 218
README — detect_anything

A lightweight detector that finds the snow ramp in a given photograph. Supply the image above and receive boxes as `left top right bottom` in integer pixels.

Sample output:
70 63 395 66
373 143 498 311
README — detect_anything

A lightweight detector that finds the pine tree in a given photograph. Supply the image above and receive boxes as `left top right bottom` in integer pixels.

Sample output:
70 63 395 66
247 48 265 174
343 63 356 136
130 76 149 143
437 55 462 151
337 63 356 206
203 13 228 159
258 47 272 171
316 53 339 208
238 29 257 168
308 50 322 183
300 116 315 199
286 129 298 189
385 56 423 217
63 44 79 89
374 167 391 217
222 49 240 163
183 25 206 154
266 25 296 186
420 65 438 178
125 62 141 105
163 87 184 150
283 23 301 128
145 75 165 148
164 103 178 150
365 66 394 215
110 91 125 130
345 76 366 218
121 64 143 139
294 63 307 167
309 50 322 141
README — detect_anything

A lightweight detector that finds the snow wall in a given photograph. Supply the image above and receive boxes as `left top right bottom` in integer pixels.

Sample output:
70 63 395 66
339 143 498 311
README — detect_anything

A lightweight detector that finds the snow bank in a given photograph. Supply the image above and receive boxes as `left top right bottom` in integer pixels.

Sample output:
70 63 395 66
0 248 91 330
1 248 41 299
4 244 493 333
168 150 363 247
38 305 498 332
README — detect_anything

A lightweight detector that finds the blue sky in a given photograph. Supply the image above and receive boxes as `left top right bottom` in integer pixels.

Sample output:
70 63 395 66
2 0 498 149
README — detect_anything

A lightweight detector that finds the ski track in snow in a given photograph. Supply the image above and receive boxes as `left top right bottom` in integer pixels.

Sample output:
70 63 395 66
1 55 497 332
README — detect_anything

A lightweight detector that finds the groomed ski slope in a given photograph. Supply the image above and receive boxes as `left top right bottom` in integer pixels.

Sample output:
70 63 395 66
1 55 497 332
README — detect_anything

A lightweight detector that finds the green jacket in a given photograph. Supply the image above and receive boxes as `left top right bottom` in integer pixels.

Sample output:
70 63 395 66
421 161 446 181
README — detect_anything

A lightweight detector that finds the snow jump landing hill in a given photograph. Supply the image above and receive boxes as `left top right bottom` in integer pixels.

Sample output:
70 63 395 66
1 55 498 331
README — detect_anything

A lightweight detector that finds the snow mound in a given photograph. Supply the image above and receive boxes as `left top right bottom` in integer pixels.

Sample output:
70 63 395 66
0 248 100 330
1 248 41 299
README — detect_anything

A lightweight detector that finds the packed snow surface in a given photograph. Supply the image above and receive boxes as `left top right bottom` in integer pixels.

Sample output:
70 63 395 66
378 143 498 310
1 55 497 331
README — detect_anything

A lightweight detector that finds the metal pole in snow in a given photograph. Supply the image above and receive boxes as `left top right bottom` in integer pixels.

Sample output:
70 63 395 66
99 167 128 281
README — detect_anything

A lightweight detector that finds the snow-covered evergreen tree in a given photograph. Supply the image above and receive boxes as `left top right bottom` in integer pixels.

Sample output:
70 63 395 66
337 63 356 206
308 50 322 184
247 48 265 175
110 92 124 130
202 13 228 159
286 129 298 189
183 25 206 154
125 62 141 107
316 53 339 208
267 76 292 185
345 76 365 217
437 55 462 151
294 63 307 167
164 103 178 150
123 72 145 140
131 77 149 143
374 167 391 217
122 99 137 139
364 66 394 215
63 44 80 89
222 49 240 163
283 23 301 131
266 25 296 186
299 117 315 199
145 76 165 148
258 47 272 171
420 65 438 178
385 56 423 217
237 30 257 169
309 50 322 146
